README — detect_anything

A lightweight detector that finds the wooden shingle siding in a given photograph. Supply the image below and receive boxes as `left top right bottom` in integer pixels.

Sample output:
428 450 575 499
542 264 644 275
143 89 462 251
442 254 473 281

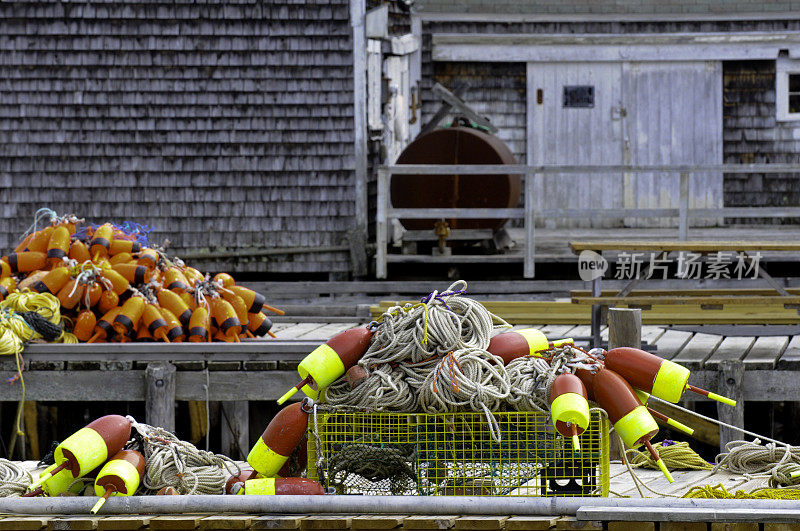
0 0 355 275
722 60 800 223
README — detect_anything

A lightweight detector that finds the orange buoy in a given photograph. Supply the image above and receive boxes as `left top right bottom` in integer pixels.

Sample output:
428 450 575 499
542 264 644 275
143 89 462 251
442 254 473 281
549 373 590 451
247 398 312 478
137 249 159 270
228 286 266 314
18 271 48 291
247 312 272 337
74 310 98 342
157 290 192 327
0 277 16 303
213 273 235 289
604 347 736 406
182 266 205 285
591 368 672 482
28 415 132 491
101 268 130 295
109 252 134 266
86 282 102 307
187 306 210 342
30 267 71 295
26 226 54 254
5 251 47 273
163 268 190 293
233 477 325 496
112 263 154 285
108 239 142 256
87 307 122 343
487 329 574 364
113 297 145 336
97 290 120 314
277 327 373 404
179 292 196 311
69 240 91 263
90 450 146 514
57 279 84 310
142 304 170 342
46 225 71 265
90 224 114 260
210 297 240 339
160 308 185 342
14 232 34 253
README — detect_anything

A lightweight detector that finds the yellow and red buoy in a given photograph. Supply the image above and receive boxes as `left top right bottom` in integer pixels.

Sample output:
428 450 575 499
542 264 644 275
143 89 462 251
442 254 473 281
548 373 590 451
90 450 146 514
487 329 574 364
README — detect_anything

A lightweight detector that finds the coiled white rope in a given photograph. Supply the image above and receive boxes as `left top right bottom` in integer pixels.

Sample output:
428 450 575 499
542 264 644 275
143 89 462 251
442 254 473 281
131 420 240 495
716 439 800 487
0 459 32 497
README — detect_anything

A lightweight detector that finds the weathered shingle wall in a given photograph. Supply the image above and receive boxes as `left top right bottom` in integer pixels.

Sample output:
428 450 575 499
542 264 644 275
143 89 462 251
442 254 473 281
0 0 355 275
723 60 800 222
416 0 799 15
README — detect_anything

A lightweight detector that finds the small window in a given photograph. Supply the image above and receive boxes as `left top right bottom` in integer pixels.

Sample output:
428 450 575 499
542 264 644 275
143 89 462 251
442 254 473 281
776 57 800 121
563 86 594 108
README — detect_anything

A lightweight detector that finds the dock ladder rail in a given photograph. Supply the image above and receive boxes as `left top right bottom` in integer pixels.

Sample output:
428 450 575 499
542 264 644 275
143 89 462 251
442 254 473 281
375 163 800 279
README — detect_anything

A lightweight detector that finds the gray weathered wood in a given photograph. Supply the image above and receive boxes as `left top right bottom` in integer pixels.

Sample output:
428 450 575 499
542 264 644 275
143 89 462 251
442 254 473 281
351 0 368 279
651 329 693 360
578 507 800 523
743 335 789 370
670 332 722 370
678 172 689 239
703 336 755 369
777 335 800 369
608 308 642 349
220 401 250 460
717 360 745 452
146 362 177 432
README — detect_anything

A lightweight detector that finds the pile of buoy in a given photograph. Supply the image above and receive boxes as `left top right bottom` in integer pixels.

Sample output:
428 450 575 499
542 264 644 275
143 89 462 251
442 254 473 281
1 209 281 343
271 306 738 485
18 413 326 505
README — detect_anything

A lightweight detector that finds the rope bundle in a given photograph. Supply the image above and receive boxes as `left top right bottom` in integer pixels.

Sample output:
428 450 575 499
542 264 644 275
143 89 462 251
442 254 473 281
627 441 713 471
132 421 240 495
0 459 32 497
715 439 800 487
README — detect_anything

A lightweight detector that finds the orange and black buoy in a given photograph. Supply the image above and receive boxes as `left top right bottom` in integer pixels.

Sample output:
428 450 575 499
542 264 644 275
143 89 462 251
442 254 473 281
112 263 154 286
210 297 240 341
142 304 171 342
487 329 574 364
57 279 84 310
0 277 16 303
46 225 71 265
73 310 98 342
160 308 185 342
4 251 47 273
90 450 146 514
109 239 142 256
101 268 131 295
137 249 159 270
247 398 312 478
548 373 590 451
28 415 132 491
90 224 114 260
232 477 325 495
26 227 54 254
213 272 235 289
113 296 146 336
87 307 122 343
30 266 71 295
97 289 120 314
187 306 210 342
69 240 92 263
163 268 190 293
247 312 272 337
591 368 672 482
157 290 192 327
277 327 373 404
604 347 736 406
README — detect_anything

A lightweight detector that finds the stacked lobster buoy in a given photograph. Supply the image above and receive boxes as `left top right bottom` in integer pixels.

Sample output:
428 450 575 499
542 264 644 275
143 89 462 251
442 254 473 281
1 209 283 343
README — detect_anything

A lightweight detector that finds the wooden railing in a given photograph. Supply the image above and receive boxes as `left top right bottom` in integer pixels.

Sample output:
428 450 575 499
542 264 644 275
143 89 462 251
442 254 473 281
376 163 800 278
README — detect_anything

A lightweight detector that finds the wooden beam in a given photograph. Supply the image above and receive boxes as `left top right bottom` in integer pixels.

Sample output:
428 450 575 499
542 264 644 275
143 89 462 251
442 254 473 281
145 362 176 433
718 360 745 453
608 308 642 350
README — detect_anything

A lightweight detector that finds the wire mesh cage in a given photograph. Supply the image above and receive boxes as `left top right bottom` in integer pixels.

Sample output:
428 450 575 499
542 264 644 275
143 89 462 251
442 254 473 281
308 410 609 497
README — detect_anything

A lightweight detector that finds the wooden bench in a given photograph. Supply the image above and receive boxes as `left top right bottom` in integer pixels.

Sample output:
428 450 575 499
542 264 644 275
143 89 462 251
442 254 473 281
569 240 800 346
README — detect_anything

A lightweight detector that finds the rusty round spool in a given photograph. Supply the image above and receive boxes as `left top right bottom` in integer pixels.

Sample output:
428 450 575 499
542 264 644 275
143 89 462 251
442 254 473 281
391 126 521 231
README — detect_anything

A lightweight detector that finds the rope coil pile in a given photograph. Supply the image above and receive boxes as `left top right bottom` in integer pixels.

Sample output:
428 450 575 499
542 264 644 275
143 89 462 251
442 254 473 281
131 419 240 495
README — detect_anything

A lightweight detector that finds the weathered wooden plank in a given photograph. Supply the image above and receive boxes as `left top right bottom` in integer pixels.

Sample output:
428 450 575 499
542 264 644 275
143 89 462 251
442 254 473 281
570 240 800 252
553 517 602 530
703 336 755 369
146 361 176 433
608 523 654 531
0 517 49 530
248 516 306 530
710 523 759 531
651 329 693 360
670 332 723 370
300 516 352 530
504 516 557 531
403 516 457 530
351 516 406 530
608 308 641 349
573 295 800 305
219 401 249 460
537 325 578 339
718 360 745 452
198 516 253 530
778 335 800 369
274 323 330 339
47 518 98 530
454 517 508 531
581 506 800 524
148 516 204 530
743 335 789 369
95 516 150 531
293 322 359 340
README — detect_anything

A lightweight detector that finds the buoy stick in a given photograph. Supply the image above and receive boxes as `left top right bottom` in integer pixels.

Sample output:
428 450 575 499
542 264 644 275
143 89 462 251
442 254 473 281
90 487 113 515
643 439 673 483
267 331 277 338
647 408 695 436
261 304 285 316
570 423 580 452
277 375 314 405
550 338 574 349
686 385 737 407
87 332 102 344
246 330 255 338
21 486 43 498
157 330 170 343
27 462 67 491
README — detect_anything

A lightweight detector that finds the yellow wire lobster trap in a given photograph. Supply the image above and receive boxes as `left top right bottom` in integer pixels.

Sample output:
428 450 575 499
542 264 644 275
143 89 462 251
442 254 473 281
308 410 609 497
